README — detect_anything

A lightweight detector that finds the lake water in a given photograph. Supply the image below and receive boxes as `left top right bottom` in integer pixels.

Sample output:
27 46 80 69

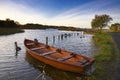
0 29 96 80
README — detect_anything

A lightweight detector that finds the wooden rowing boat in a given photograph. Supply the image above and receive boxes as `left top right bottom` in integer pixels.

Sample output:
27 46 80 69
24 39 95 74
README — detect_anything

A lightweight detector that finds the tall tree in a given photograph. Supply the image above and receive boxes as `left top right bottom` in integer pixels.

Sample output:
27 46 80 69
91 14 112 30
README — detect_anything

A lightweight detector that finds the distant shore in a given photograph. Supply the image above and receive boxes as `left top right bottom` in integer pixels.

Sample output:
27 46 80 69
21 23 91 31
0 19 89 36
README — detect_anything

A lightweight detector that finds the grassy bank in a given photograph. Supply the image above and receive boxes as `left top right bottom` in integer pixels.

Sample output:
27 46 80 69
0 28 24 35
89 32 120 80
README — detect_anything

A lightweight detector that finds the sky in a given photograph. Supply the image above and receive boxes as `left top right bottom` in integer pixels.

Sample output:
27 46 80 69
0 0 120 28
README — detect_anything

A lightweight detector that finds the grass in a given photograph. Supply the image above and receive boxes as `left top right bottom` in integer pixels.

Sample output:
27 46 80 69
0 28 24 35
88 31 120 80
93 32 114 61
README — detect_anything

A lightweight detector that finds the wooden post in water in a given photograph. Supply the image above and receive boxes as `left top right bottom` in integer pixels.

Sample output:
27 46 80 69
77 33 79 36
58 35 60 40
14 42 21 56
46 37 48 45
34 39 38 45
15 42 21 51
53 36 55 43
64 33 67 38
80 32 82 38
61 34 63 40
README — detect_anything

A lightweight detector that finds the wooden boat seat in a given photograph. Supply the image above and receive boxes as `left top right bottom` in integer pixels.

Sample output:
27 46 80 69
40 51 56 56
57 54 75 61
77 59 88 65
31 46 45 50
80 59 87 63
26 43 34 45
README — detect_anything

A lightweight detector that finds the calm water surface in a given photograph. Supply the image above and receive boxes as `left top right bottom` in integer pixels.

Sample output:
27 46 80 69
0 29 96 80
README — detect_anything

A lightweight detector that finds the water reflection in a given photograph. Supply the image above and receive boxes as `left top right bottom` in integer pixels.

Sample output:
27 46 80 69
25 53 87 80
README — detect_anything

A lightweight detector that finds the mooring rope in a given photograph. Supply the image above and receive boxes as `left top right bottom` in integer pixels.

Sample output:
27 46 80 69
34 64 47 80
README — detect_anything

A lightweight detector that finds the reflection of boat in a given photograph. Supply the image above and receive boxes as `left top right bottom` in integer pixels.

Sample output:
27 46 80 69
24 39 95 74
25 53 84 80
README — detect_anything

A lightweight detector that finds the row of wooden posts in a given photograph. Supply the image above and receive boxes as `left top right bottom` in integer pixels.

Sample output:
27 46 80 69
45 32 84 45
14 32 84 55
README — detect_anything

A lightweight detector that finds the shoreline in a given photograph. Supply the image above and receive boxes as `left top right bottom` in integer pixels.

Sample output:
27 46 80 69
89 31 120 80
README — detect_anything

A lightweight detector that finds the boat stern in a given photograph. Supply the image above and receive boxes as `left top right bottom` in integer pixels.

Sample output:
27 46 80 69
84 59 96 75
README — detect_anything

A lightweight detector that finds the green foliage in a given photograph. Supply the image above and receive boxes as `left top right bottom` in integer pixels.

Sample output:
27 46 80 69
0 18 24 35
0 18 20 28
110 23 120 32
91 14 112 30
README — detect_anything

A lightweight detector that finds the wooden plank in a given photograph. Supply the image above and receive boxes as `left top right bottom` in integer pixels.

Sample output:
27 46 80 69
26 43 34 45
79 59 87 64
57 55 74 61
31 46 45 50
76 59 88 65
41 51 56 56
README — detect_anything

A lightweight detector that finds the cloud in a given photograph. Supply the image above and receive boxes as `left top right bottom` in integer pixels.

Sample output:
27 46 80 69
0 0 120 28
0 0 47 24
48 0 120 27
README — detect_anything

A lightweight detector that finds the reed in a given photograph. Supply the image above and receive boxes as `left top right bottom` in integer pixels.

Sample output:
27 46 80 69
0 28 24 35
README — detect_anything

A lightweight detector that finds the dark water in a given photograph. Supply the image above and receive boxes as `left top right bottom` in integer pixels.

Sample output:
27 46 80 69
0 29 96 80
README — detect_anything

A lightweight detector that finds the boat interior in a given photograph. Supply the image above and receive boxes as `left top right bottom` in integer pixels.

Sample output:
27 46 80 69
25 40 90 66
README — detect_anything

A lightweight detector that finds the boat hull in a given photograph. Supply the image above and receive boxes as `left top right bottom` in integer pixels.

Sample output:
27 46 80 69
26 48 85 73
24 39 94 74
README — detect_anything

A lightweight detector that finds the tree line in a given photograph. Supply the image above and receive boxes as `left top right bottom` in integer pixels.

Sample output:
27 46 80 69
0 18 85 31
21 23 85 31
0 18 20 28
0 18 24 35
